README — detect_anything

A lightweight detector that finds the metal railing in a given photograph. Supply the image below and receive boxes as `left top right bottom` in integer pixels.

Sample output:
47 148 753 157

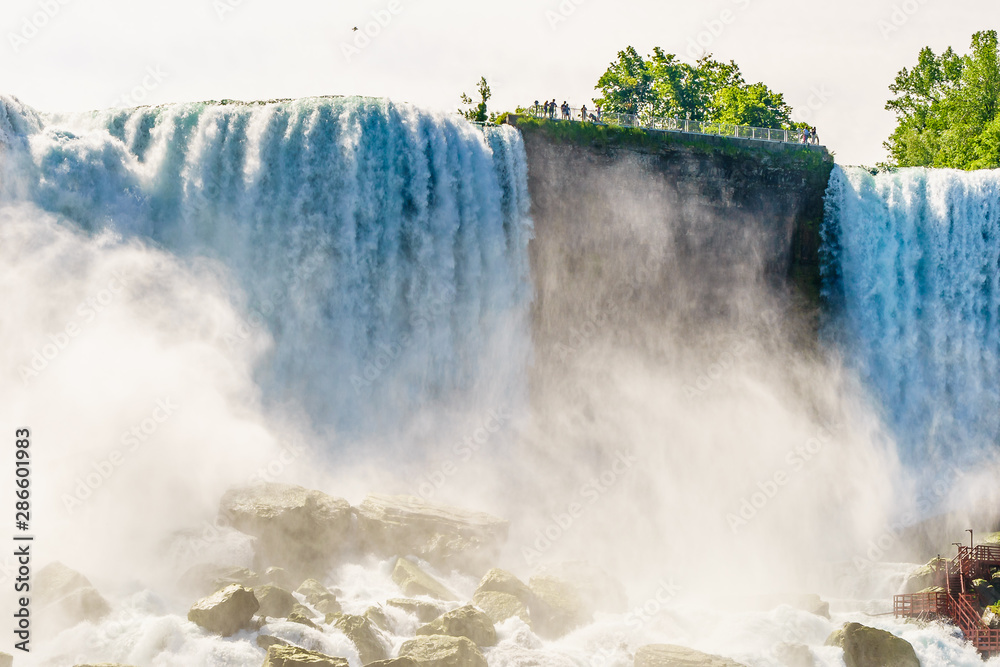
525 105 823 147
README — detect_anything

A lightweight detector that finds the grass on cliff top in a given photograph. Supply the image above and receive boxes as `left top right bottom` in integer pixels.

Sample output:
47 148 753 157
512 115 833 172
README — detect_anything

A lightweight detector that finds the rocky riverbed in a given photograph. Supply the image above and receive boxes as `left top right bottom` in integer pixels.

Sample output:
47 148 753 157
30 482 926 667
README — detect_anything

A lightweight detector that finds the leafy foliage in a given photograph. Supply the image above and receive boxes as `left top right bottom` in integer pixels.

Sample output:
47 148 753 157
460 77 492 123
884 30 1000 169
594 47 792 128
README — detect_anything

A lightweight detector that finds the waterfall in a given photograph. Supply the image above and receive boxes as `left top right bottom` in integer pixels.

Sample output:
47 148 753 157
1 95 534 437
823 165 1000 467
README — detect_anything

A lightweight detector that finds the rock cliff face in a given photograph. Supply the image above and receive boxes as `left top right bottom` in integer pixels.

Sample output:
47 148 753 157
514 118 833 397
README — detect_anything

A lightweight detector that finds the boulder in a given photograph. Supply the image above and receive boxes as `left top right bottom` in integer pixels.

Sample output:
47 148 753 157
296 578 342 614
257 635 292 650
634 644 748 667
472 590 528 624
364 605 394 632
387 598 447 623
288 612 320 630
473 569 532 603
357 494 508 573
255 585 298 619
333 614 389 663
527 576 589 639
973 578 1000 607
772 642 816 667
392 558 459 601
984 605 1000 629
187 584 259 636
901 557 945 594
293 603 317 619
219 483 352 575
179 564 260 596
532 562 627 613
417 605 496 647
36 563 111 632
825 622 919 667
262 644 349 667
263 566 296 589
399 635 487 667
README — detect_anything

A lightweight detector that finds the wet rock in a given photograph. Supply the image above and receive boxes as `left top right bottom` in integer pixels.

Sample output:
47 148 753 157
773 642 816 667
473 569 532 603
973 578 1000 607
985 605 1000 629
333 614 389 664
257 635 292 650
254 585 298 619
293 603 317 619
296 578 342 614
263 566 296 589
358 494 508 573
901 557 945 594
825 622 919 667
533 562 627 613
187 584 259 636
262 644 349 667
398 635 487 667
365 660 420 667
417 605 496 647
471 590 528 624
634 644 748 667
387 598 447 623
526 576 588 639
288 611 320 630
364 605 394 632
220 483 352 575
179 564 260 596
37 563 111 632
391 558 459 601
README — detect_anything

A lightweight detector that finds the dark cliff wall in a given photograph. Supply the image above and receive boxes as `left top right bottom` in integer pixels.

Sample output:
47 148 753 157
514 118 833 347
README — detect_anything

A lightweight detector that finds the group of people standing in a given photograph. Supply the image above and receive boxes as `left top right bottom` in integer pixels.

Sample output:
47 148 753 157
533 99 818 145
538 99 570 120
536 100 602 122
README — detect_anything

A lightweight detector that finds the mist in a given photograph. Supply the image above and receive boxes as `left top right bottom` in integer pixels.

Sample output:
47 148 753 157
3 94 998 666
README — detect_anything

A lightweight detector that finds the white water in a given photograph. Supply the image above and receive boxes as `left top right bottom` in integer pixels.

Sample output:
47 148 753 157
3 95 534 442
1 96 997 665
823 166 1000 472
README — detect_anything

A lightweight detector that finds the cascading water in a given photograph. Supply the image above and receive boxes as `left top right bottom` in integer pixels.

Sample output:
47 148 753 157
3 92 998 667
2 94 534 440
822 165 1000 470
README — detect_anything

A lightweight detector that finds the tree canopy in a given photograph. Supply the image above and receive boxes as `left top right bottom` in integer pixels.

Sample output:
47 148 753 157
594 47 793 129
884 30 1000 170
460 77 492 123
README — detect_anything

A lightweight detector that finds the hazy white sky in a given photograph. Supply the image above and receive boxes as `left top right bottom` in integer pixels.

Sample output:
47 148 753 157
0 0 994 165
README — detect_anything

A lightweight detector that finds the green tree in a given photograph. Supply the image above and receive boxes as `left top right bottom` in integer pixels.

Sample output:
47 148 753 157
885 30 1000 169
594 47 793 126
711 82 792 128
594 46 655 116
460 77 492 123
